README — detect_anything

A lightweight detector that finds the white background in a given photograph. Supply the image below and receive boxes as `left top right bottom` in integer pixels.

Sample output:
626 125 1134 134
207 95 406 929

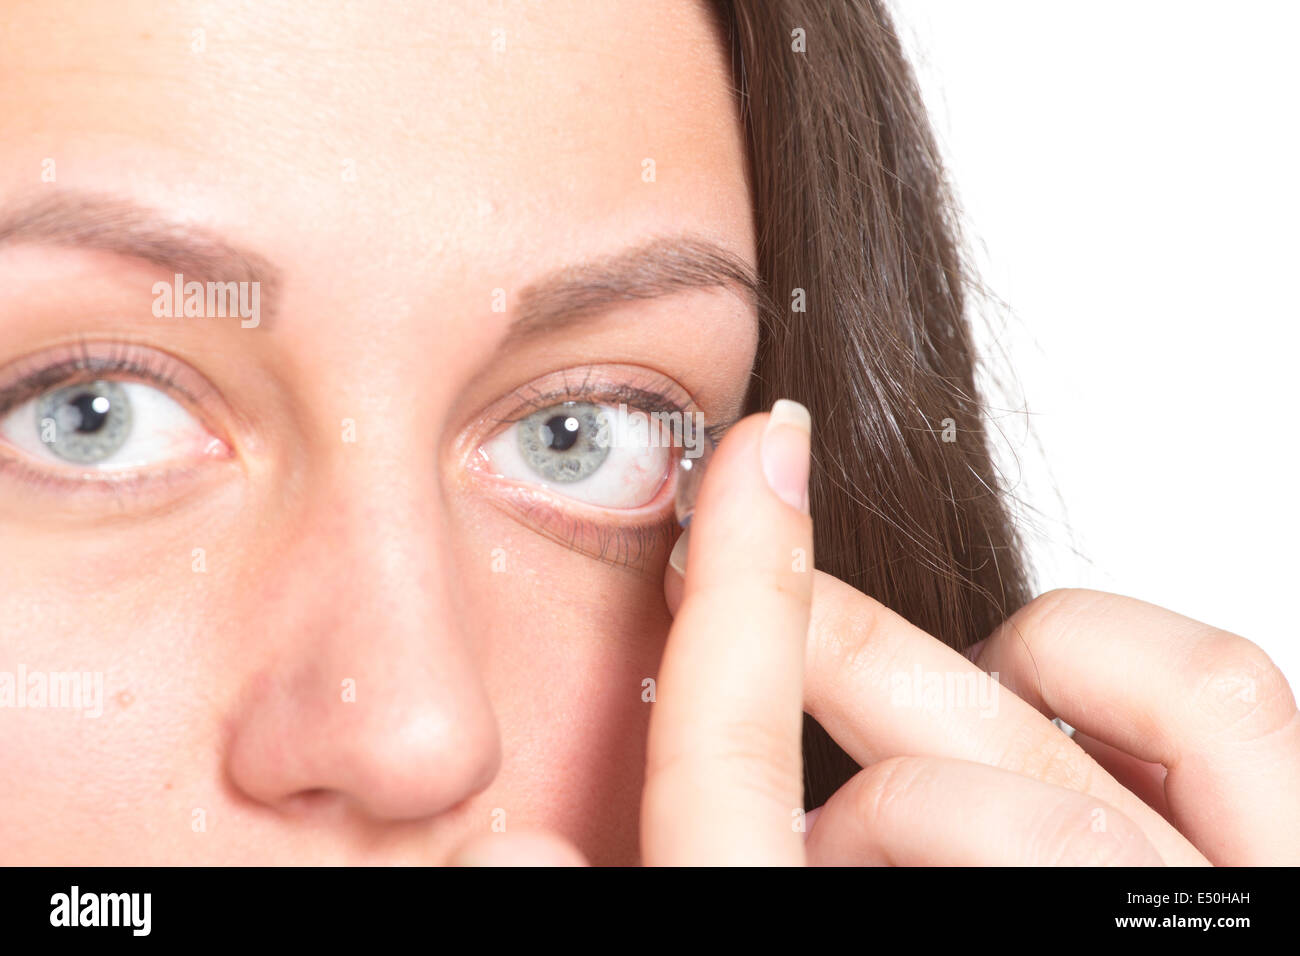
892 1 1299 684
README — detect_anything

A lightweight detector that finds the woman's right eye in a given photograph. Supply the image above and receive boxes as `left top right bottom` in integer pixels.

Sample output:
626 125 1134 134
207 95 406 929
476 400 674 509
0 378 220 472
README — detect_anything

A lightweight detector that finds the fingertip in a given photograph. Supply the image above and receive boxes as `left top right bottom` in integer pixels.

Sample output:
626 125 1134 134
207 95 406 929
681 404 813 594
761 399 812 513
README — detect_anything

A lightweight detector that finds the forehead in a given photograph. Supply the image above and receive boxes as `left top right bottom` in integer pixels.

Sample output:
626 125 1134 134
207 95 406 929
0 0 752 276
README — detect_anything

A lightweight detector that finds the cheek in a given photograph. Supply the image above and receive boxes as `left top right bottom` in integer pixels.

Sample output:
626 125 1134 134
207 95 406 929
461 533 672 856
0 573 203 861
0 506 249 861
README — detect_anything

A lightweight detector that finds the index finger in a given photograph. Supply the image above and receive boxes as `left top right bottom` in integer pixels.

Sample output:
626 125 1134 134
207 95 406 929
641 400 813 865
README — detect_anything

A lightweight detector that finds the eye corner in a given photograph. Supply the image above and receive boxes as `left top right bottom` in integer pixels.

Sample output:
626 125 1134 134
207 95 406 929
0 343 236 492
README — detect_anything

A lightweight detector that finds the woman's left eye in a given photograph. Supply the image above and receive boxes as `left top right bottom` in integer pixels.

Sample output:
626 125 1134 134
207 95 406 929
0 379 218 471
477 401 673 508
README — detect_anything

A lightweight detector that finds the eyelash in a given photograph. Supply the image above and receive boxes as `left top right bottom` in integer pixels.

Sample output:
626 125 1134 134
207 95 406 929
0 340 200 416
494 369 727 444
0 340 226 501
476 366 728 571
510 497 678 571
0 348 715 569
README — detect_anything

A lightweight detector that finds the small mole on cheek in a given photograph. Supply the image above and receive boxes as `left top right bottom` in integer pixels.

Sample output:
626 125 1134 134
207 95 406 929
116 690 135 709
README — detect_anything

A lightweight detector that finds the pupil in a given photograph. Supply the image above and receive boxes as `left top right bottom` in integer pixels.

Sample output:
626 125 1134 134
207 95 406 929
544 414 580 452
69 392 110 433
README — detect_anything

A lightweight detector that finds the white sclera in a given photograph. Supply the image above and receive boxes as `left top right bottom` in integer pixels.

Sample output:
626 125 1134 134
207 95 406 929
673 434 714 527
0 380 211 470
480 402 674 509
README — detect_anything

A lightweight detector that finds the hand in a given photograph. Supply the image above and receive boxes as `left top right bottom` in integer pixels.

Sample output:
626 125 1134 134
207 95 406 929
793 574 1300 865
454 401 1300 865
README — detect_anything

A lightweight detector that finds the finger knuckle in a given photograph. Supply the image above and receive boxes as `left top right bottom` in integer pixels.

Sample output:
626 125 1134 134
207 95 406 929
850 756 937 828
645 718 801 812
812 595 891 681
1036 800 1154 866
1002 588 1103 655
995 724 1095 795
1183 631 1298 740
691 571 811 622
706 716 804 801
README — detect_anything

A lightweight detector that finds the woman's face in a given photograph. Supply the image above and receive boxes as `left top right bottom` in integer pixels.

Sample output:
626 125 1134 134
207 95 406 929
0 0 756 864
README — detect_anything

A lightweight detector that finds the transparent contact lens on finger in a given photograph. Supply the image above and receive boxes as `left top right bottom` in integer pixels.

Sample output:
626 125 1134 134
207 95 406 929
673 431 714 528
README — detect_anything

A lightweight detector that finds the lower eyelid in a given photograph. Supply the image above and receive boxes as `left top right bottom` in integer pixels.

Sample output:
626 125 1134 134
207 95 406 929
468 462 676 521
0 408 236 515
477 484 677 571
0 451 241 523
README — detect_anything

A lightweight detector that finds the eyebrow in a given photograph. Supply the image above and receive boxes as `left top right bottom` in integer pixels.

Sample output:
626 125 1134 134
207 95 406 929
0 192 279 311
506 236 764 346
0 194 762 340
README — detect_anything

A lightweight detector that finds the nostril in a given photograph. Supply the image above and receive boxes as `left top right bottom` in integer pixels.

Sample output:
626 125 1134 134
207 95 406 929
279 787 341 816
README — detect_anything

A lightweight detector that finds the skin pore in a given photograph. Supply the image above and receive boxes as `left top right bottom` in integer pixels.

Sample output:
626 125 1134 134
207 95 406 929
0 0 755 864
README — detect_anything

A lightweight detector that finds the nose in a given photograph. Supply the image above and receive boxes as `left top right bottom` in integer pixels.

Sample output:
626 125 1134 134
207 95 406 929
224 470 500 822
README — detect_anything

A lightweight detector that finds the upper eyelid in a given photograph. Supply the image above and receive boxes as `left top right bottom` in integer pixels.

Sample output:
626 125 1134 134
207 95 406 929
0 344 236 468
0 342 216 413
0 358 194 412
480 365 734 437
492 382 692 426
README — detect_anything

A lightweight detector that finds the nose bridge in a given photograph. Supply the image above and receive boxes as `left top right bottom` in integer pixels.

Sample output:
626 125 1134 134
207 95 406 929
224 452 501 822
332 457 451 626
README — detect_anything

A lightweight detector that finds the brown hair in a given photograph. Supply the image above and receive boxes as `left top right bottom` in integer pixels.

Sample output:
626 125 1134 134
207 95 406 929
715 0 1033 808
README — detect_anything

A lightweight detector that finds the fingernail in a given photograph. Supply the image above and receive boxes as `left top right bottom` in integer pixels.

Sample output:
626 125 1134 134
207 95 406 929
668 528 690 574
761 399 811 512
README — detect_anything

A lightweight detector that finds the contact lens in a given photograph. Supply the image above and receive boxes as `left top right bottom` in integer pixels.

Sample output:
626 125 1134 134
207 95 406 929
673 433 714 528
